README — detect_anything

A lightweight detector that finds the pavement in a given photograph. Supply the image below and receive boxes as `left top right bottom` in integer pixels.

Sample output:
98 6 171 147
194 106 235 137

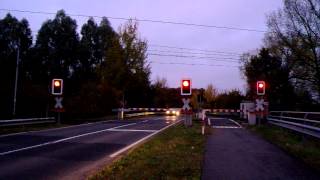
202 117 319 180
0 115 180 180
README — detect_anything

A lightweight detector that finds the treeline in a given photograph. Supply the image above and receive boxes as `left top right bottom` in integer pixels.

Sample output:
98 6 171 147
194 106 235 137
241 0 320 111
0 10 168 119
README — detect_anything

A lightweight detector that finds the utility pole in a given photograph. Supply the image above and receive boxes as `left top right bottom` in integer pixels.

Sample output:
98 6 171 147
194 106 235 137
13 43 20 118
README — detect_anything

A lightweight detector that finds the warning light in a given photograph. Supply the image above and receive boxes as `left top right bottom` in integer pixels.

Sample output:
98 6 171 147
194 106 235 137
181 79 191 95
52 79 63 95
54 81 61 87
183 80 189 87
258 83 264 88
257 81 265 95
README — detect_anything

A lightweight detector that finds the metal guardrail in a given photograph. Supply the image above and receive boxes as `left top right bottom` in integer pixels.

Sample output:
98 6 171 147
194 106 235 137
0 117 56 127
267 111 320 138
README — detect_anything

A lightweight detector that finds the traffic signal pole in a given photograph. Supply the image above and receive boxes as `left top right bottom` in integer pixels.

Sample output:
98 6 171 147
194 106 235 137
181 79 192 127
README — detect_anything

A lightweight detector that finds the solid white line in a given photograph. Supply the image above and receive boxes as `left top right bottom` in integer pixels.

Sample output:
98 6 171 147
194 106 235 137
0 122 136 156
107 129 157 133
0 120 117 138
109 120 181 158
212 126 242 129
228 119 242 128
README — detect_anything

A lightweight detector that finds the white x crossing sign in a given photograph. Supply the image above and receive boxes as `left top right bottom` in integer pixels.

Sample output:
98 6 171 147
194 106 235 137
255 99 264 111
182 98 191 110
54 97 63 109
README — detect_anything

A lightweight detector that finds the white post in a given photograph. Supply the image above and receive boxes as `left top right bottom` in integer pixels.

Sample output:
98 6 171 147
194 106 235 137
13 45 20 117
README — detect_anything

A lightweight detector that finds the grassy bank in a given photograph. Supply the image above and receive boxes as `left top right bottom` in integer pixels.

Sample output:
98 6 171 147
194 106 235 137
249 124 320 172
90 121 206 180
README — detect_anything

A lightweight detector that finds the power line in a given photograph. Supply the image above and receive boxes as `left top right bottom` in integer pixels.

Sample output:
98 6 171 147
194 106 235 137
0 8 267 33
149 44 243 55
147 53 240 63
147 49 240 58
149 61 239 68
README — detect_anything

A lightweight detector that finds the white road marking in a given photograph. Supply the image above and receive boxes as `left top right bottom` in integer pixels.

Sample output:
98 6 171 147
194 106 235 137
109 120 181 158
228 119 242 128
0 116 162 138
0 123 137 156
107 129 157 133
0 120 118 138
212 126 242 129
209 118 242 129
141 120 148 123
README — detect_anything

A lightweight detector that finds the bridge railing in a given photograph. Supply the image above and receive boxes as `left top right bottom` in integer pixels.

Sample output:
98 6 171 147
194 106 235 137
0 117 56 127
267 111 320 138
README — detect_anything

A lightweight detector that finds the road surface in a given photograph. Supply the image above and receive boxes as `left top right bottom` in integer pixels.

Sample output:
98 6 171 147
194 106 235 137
0 116 180 180
202 117 318 180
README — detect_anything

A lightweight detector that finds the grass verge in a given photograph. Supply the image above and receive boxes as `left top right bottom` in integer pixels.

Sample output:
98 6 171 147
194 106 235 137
90 120 206 180
249 124 320 172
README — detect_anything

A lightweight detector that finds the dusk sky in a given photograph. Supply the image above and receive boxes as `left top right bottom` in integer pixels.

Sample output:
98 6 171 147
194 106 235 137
0 0 283 92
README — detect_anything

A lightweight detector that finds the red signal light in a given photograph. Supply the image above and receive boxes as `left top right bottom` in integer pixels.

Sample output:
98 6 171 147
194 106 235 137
54 80 61 87
182 80 189 87
181 79 191 95
256 81 265 95
52 79 63 95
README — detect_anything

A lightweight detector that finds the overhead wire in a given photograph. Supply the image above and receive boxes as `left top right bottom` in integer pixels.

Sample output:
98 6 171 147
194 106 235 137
148 44 243 55
149 61 240 68
0 8 249 68
0 8 267 33
147 49 241 58
147 53 240 63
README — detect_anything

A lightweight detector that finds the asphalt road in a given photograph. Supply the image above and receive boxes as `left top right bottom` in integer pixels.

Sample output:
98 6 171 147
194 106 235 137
0 115 180 180
202 117 318 180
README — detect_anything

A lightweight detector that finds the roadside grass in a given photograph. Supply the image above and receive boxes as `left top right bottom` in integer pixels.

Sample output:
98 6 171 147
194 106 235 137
249 124 320 172
90 120 207 180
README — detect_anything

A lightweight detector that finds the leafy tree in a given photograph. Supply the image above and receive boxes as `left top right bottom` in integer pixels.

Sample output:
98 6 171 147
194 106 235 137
241 48 296 110
0 14 32 118
151 77 169 107
78 17 100 81
100 20 150 107
33 10 80 86
26 10 81 118
266 0 320 102
204 84 218 108
215 89 244 109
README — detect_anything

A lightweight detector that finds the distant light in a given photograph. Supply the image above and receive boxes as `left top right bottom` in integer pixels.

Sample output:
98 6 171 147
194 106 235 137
166 110 170 114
